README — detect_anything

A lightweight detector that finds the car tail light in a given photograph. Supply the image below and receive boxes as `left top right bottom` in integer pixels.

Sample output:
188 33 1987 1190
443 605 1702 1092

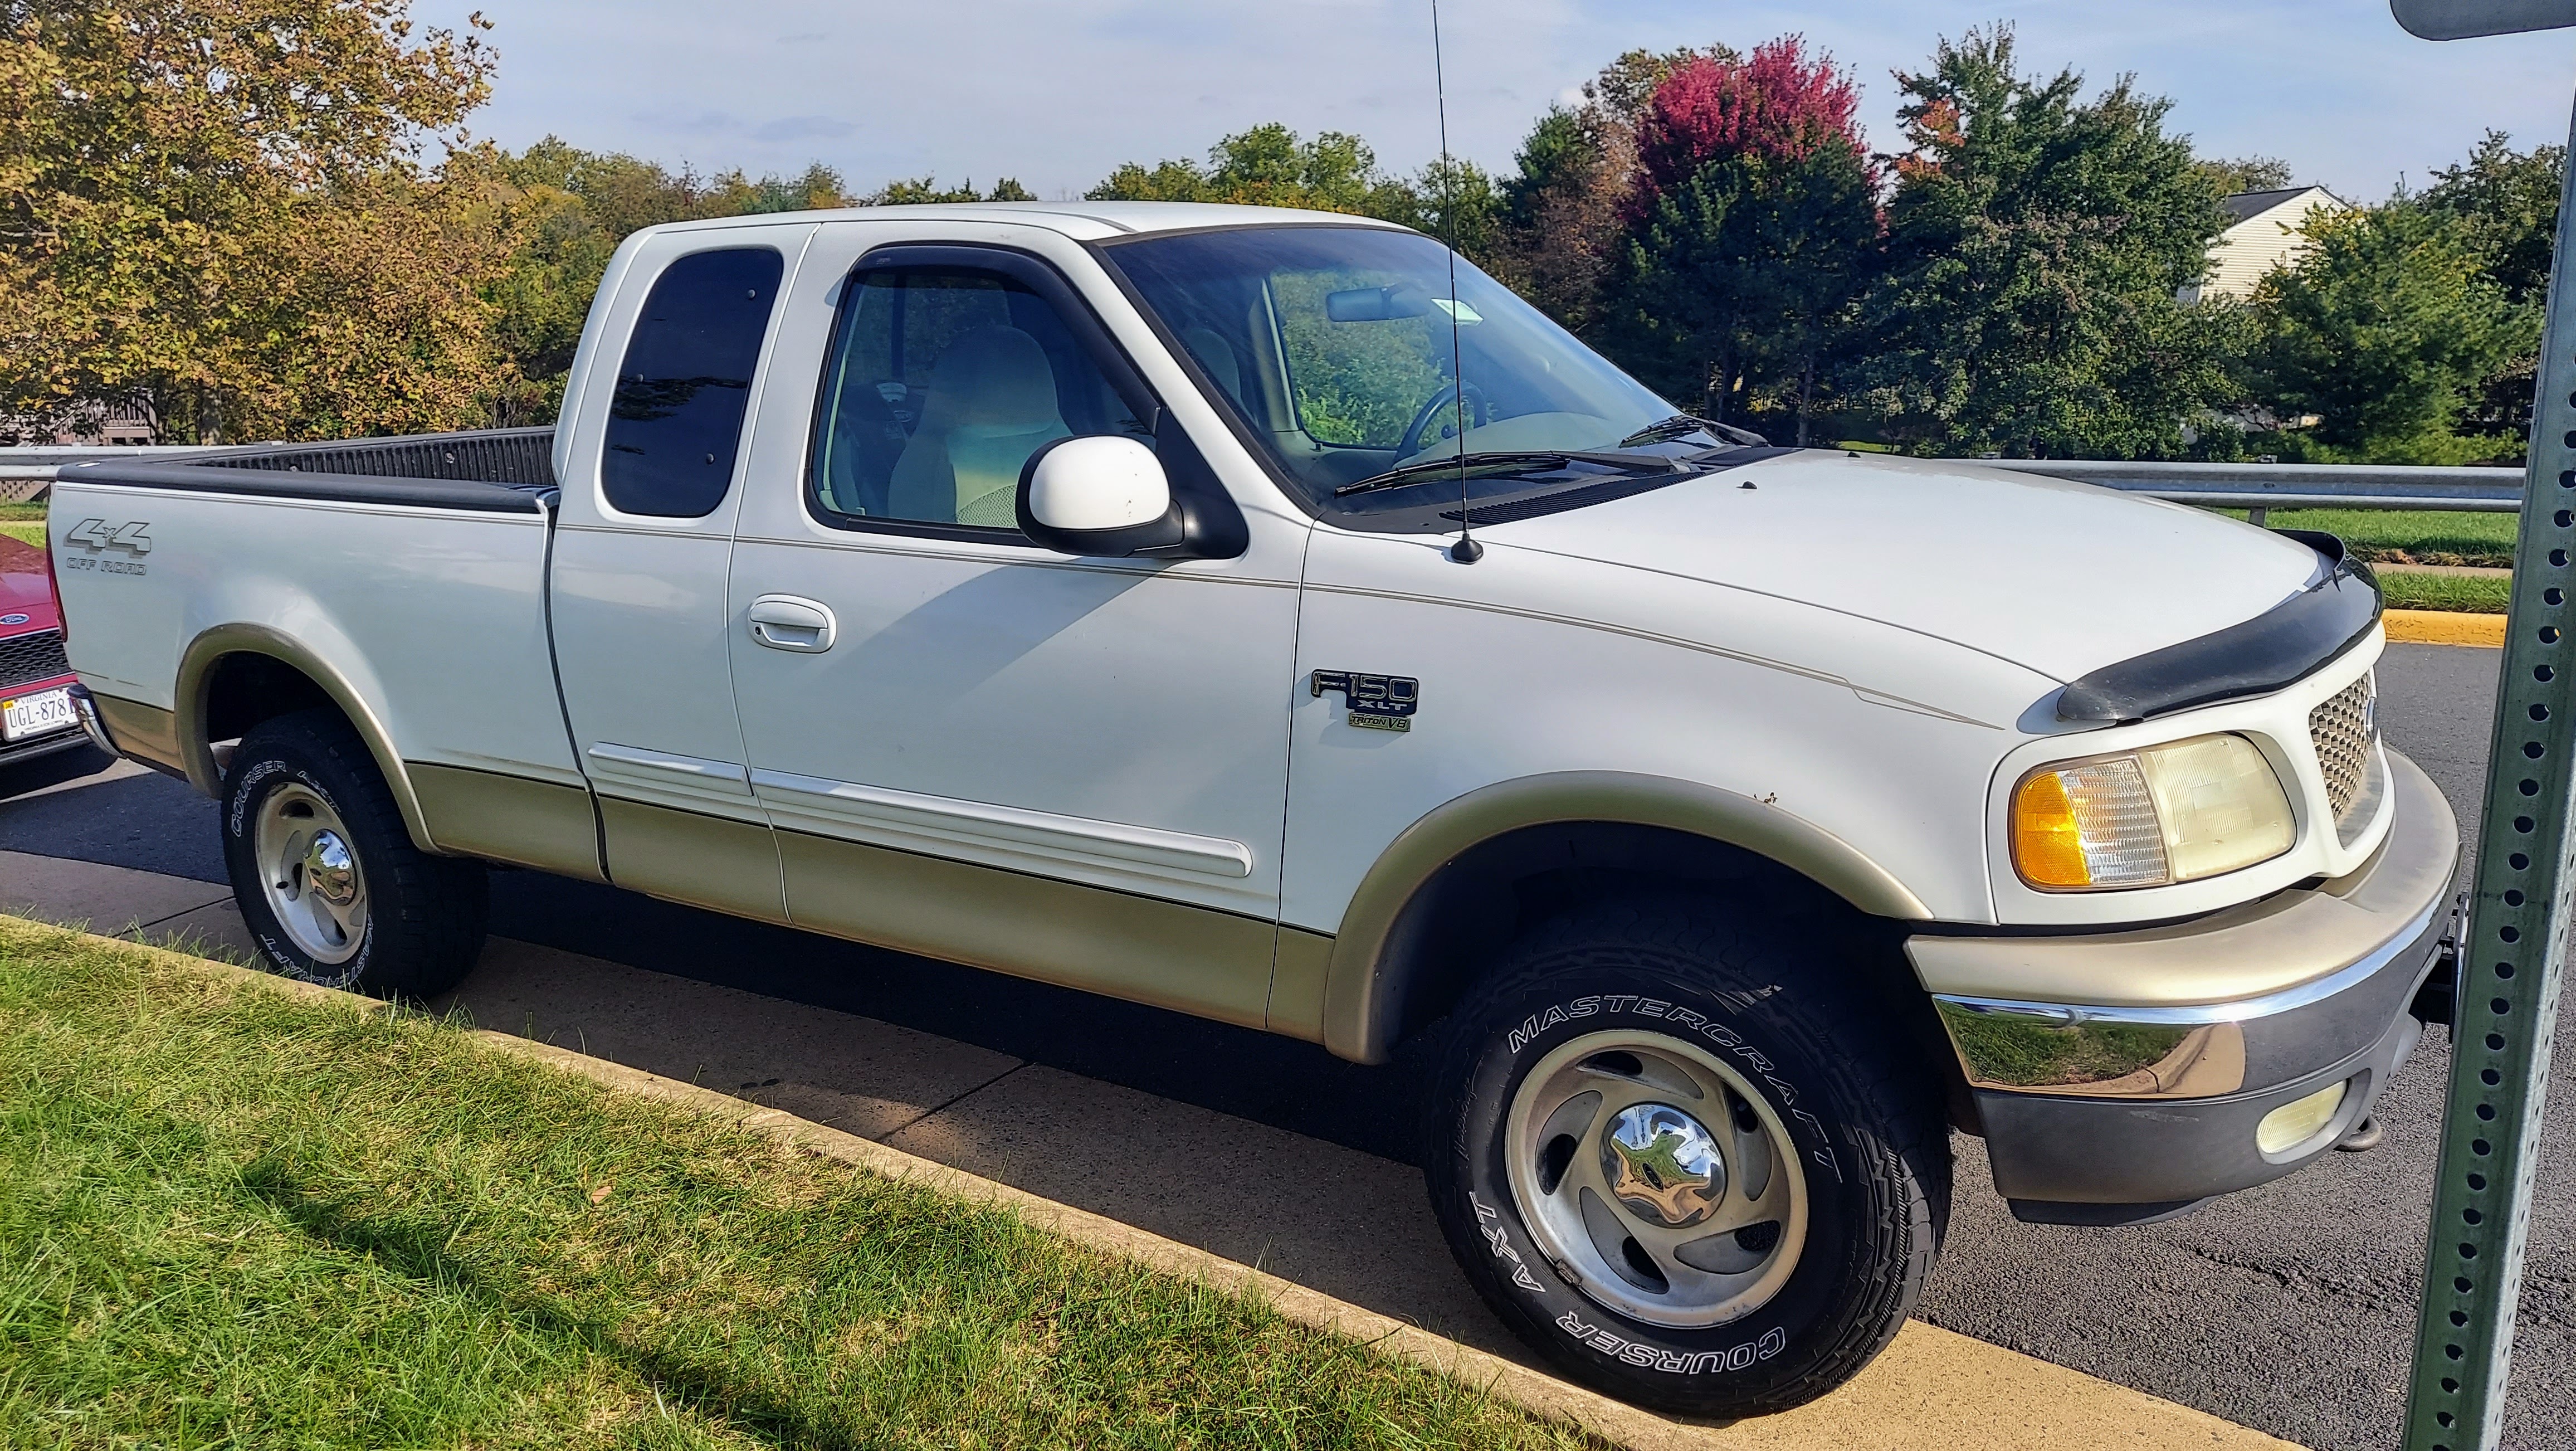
41 504 62 644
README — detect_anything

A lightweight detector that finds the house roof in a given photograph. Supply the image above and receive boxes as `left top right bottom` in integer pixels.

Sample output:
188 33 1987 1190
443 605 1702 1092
2222 186 2339 224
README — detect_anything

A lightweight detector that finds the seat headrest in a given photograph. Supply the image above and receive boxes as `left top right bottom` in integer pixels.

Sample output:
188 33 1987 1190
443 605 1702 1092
1180 325 1243 402
919 327 1062 432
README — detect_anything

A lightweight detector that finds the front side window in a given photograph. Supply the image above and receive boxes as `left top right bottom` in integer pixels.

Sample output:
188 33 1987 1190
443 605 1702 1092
810 267 1149 532
1100 226 1685 513
602 247 784 518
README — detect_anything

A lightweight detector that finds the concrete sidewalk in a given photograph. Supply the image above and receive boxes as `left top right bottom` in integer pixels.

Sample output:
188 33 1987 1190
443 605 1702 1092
0 847 2301 1449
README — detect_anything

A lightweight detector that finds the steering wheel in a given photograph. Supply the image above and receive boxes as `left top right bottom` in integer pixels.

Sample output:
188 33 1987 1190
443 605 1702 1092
1396 380 1492 462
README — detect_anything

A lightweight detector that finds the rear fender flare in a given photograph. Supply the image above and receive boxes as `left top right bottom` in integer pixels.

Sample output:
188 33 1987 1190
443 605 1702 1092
177 623 438 854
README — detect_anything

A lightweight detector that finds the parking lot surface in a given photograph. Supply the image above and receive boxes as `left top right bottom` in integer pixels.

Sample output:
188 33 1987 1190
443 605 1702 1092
3 641 2565 1450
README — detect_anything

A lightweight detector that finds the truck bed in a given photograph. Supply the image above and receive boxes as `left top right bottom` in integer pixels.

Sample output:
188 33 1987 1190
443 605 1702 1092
55 427 557 512
47 427 586 861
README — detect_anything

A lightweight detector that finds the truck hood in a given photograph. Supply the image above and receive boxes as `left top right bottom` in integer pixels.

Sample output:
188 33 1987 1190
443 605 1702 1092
1489 451 2331 683
0 535 60 634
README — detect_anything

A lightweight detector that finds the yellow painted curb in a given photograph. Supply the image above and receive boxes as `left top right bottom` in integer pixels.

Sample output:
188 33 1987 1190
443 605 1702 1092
2385 609 2505 646
8 918 2306 1451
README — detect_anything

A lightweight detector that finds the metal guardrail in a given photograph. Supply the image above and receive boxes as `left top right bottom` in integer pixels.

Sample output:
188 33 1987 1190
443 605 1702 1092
1974 458 2525 514
0 444 2532 513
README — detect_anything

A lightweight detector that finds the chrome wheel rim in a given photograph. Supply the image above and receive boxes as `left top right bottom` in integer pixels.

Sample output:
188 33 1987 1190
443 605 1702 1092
1504 1028 1808 1328
254 783 367 965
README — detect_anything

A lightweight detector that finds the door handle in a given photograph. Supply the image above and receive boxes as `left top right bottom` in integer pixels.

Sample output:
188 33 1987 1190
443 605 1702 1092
747 595 836 653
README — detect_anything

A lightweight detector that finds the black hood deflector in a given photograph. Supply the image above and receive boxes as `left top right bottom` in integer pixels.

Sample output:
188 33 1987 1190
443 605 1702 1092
2055 530 2381 724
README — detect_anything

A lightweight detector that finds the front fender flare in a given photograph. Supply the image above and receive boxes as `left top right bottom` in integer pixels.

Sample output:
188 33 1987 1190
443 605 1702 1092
1319 770 1931 1063
176 623 439 854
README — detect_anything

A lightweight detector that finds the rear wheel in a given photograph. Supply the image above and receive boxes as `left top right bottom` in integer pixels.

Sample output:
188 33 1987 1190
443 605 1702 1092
222 709 487 998
1424 894 1946 1417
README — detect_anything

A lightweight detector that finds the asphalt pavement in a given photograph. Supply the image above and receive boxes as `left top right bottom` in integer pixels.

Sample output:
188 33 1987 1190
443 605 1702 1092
2 641 2564 1451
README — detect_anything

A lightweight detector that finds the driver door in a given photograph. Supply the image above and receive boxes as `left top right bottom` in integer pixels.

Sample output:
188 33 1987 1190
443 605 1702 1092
723 227 1310 1029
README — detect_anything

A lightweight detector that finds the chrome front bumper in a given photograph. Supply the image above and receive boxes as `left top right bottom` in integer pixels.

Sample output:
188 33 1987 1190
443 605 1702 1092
1906 748 2461 1221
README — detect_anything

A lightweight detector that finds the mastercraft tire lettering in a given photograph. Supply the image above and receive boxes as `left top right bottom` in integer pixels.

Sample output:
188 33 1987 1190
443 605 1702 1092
1425 895 1947 1418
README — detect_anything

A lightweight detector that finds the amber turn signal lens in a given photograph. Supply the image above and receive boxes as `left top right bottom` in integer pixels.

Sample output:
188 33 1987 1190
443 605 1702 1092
2012 770 2091 888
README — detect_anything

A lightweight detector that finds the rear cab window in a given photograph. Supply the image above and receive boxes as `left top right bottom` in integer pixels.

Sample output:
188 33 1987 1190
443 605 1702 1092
602 247 787 519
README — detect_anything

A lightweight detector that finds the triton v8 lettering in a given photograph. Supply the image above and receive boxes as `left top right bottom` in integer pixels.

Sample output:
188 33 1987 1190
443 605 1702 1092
46 201 2460 1417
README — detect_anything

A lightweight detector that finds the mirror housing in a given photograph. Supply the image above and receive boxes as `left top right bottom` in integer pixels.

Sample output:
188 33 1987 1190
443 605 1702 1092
1016 435 1188 557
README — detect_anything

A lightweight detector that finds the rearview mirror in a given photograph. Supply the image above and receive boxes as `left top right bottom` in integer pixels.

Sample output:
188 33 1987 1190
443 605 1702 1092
1326 283 1432 322
1016 435 1187 556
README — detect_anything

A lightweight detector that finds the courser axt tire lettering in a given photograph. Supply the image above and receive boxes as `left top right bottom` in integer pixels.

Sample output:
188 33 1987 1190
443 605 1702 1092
221 708 488 999
1425 894 1948 1418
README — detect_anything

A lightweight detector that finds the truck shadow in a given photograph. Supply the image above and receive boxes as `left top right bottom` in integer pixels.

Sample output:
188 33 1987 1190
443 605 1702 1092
460 868 1515 1355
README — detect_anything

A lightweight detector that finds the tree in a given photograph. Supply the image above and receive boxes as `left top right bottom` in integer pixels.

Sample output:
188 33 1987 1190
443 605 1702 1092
0 0 505 442
2197 155 2295 197
1087 123 1419 220
1855 26 2238 459
2423 130 2564 306
2422 130 2563 442
2245 201 2535 462
870 176 1035 204
1485 47 1736 335
1596 39 1882 441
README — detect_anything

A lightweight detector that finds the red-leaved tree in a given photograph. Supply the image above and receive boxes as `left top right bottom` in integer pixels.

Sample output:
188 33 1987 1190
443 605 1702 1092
1632 38 1868 206
1602 38 1884 441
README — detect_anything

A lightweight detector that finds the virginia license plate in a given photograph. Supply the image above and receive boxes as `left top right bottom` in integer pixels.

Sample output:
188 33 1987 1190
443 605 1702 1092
2 687 75 742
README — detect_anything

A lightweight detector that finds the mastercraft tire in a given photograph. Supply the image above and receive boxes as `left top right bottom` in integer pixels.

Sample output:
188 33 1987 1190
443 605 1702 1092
221 709 488 999
1426 895 1947 1417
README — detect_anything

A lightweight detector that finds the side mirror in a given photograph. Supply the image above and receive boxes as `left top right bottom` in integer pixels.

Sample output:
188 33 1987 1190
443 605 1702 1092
1016 435 1187 556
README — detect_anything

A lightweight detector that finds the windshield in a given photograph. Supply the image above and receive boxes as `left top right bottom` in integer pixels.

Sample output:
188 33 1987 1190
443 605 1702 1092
1099 225 1686 513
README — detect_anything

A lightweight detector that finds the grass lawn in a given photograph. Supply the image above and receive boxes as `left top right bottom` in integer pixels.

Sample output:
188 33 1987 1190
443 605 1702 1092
2211 507 2516 568
0 501 40 548
0 919 1578 1450
2376 570 2511 615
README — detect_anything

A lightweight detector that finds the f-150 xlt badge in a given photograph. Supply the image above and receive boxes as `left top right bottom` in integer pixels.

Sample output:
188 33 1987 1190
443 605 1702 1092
1310 669 1418 732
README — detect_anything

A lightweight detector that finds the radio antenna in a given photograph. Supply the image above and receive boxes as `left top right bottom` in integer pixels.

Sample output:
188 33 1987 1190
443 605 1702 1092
1431 0 1481 563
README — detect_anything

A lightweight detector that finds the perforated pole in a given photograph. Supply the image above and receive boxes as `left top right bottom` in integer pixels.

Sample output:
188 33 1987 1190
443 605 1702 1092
2399 87 2576 1451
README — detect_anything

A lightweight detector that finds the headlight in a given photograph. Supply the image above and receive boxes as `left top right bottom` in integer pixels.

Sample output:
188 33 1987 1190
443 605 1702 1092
2011 733 2294 890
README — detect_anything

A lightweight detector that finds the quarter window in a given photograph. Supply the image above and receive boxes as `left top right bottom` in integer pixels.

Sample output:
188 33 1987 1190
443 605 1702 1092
810 267 1149 532
602 247 784 518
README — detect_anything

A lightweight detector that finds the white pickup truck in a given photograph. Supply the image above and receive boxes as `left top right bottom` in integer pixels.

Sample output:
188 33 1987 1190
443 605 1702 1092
48 201 2460 1416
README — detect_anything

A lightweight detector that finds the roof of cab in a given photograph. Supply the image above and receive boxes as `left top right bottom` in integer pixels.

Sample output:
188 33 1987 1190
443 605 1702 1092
643 199 1414 243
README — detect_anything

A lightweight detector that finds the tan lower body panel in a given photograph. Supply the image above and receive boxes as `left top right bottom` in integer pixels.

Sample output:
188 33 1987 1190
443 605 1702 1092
1267 926 1335 1044
778 829 1276 1031
91 693 186 777
409 763 606 884
598 796 789 925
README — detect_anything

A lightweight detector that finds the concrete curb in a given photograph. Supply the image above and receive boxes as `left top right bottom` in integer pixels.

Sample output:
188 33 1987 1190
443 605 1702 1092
2385 609 2506 646
4 918 2305 1451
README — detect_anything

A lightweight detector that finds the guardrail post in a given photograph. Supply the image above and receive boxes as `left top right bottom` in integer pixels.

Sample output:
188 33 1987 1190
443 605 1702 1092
2399 78 2576 1451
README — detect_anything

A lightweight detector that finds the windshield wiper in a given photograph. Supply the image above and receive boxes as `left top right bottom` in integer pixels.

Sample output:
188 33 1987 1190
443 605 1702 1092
1333 451 1573 498
1331 450 1684 498
1617 413 1769 450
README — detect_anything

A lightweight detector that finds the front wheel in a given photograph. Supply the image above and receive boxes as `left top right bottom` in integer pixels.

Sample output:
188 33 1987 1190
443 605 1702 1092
222 709 487 998
1425 895 1947 1418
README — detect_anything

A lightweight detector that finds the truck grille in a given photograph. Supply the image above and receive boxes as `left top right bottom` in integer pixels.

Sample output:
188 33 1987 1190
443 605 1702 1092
0 628 70 692
2310 674 2377 824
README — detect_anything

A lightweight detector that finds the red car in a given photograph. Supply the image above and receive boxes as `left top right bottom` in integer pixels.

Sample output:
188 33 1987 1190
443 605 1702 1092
0 530 85 770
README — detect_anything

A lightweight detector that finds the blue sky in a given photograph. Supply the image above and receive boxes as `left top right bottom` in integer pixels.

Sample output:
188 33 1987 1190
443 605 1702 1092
412 2 2576 201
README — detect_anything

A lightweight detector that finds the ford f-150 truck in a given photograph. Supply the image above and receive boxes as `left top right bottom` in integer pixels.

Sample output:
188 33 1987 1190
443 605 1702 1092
46 201 2460 1416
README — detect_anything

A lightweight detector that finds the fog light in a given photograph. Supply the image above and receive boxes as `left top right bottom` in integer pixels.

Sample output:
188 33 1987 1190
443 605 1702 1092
2256 1080 2348 1155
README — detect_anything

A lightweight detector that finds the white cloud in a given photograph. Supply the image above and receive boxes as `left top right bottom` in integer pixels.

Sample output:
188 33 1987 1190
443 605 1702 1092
412 0 2576 197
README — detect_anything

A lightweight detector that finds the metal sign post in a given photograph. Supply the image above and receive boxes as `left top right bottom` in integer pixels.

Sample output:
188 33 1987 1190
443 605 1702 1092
2391 4 2576 1448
